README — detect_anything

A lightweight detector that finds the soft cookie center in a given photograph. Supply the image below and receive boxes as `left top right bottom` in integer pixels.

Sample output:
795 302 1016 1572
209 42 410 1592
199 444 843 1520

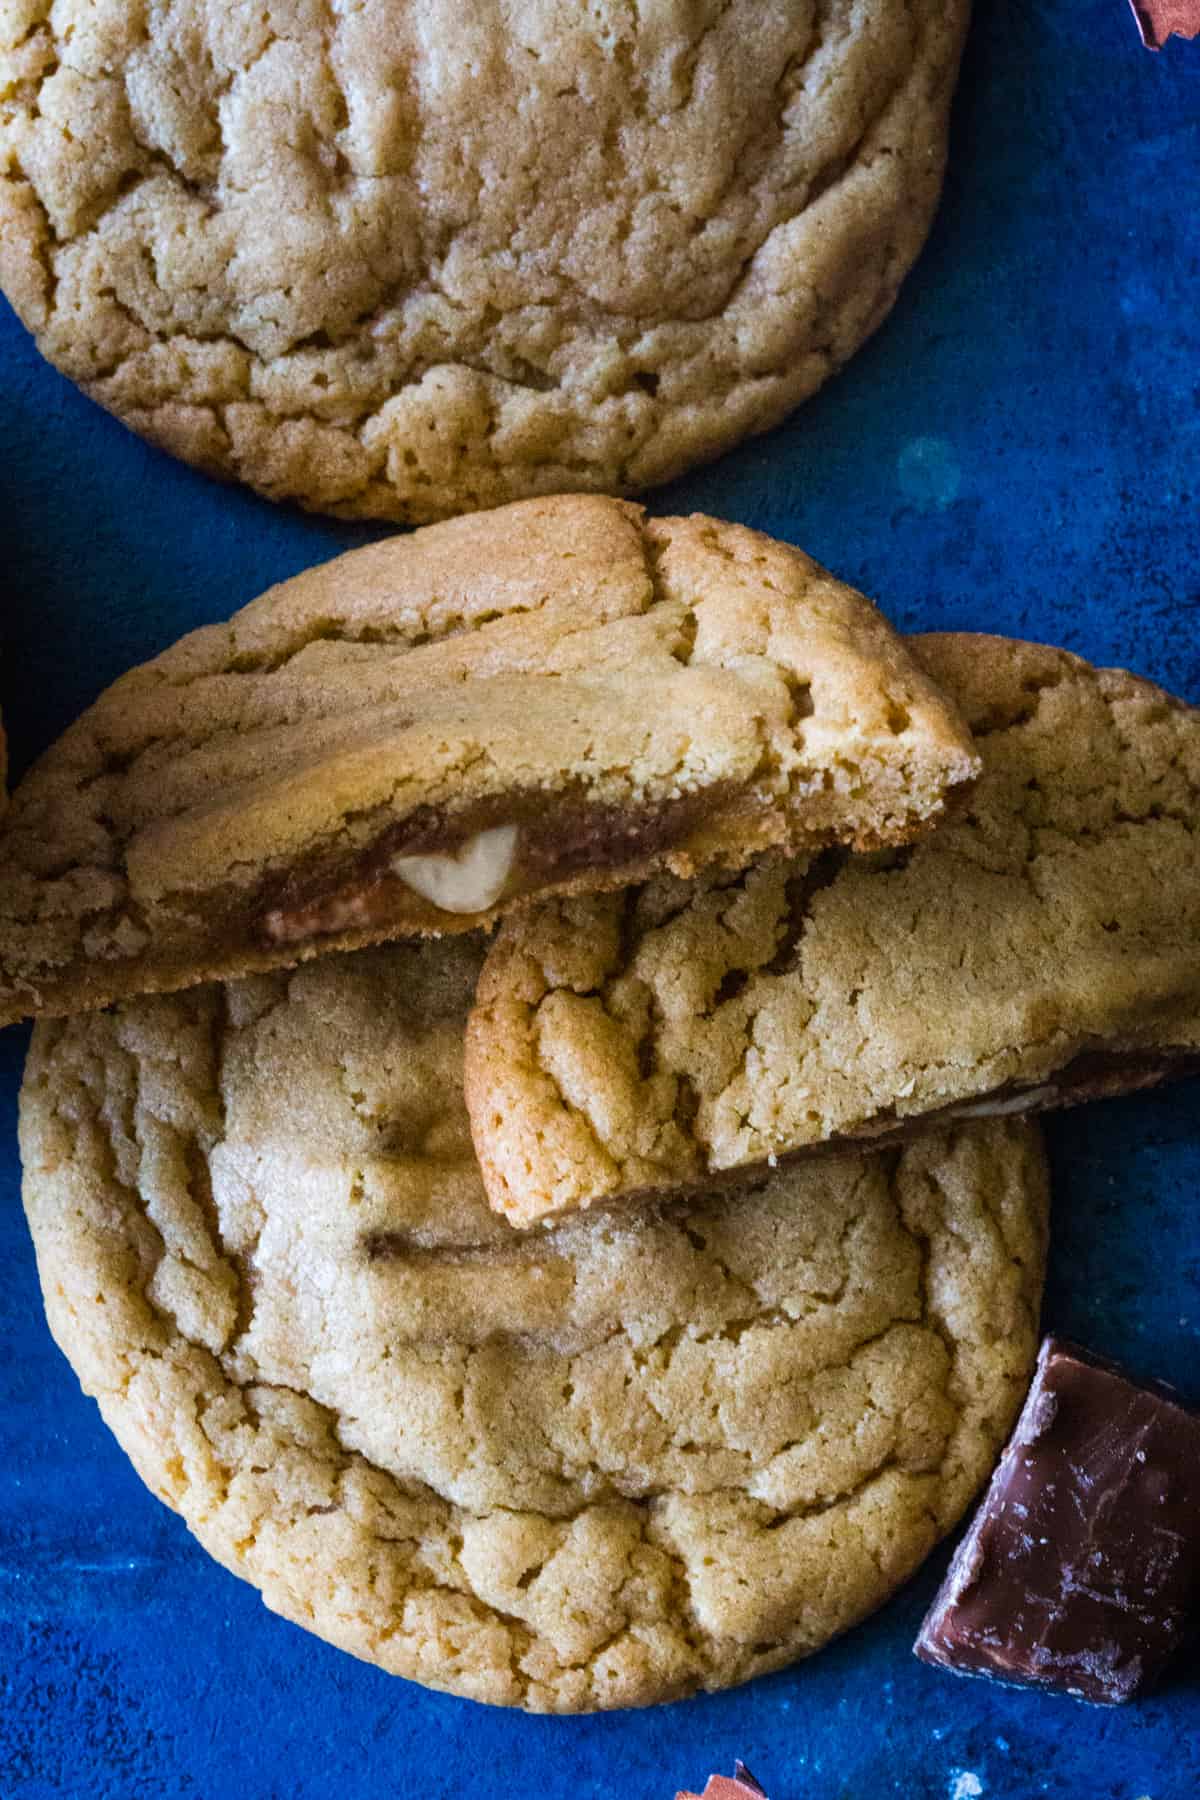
391 824 519 914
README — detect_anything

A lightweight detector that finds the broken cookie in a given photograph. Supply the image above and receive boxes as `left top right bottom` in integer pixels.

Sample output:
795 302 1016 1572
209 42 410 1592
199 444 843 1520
0 497 976 1023
466 633 1200 1225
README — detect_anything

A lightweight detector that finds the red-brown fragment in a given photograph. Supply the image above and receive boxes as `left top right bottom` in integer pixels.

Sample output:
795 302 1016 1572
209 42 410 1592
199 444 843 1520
677 1764 769 1800
1129 0 1200 48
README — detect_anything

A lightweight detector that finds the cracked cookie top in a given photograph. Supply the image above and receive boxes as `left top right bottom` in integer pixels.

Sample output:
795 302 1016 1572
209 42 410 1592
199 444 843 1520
21 935 1047 1710
0 497 977 1024
0 0 968 519
466 633 1200 1225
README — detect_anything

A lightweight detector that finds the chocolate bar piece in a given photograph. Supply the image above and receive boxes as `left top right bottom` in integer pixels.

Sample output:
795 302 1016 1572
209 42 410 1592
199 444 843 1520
915 1337 1200 1703
677 1764 768 1800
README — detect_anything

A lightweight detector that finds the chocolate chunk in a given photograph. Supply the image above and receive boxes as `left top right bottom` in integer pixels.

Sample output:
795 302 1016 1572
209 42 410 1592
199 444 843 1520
915 1337 1200 1703
676 1764 769 1800
1129 0 1200 48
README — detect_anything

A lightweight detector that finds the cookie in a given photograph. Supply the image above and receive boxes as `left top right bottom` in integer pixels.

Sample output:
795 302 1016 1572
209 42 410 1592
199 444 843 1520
0 2 968 522
0 498 977 1024
20 937 1048 1711
466 633 1200 1226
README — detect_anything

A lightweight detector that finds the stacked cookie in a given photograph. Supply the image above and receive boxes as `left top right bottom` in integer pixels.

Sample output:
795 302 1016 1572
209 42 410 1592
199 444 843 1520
11 498 1200 1711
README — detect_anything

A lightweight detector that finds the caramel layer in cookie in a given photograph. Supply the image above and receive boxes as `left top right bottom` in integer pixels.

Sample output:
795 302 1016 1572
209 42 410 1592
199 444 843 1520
258 789 725 946
466 633 1200 1226
0 499 977 1023
803 1048 1200 1155
20 938 1047 1711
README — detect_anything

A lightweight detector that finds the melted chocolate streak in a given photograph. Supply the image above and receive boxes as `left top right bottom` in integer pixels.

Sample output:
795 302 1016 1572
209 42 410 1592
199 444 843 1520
256 788 723 923
602 1048 1200 1217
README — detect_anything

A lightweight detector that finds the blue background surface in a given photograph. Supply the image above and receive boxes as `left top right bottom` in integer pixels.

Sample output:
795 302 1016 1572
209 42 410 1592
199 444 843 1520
2 2 1199 1795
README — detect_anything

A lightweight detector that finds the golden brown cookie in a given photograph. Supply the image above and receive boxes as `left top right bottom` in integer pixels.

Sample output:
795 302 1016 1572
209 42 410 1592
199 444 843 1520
466 633 1200 1226
0 2 969 520
21 937 1047 1711
0 499 976 1025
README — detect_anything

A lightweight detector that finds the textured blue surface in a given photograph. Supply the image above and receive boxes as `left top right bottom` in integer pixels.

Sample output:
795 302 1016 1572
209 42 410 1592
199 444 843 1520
2 3 1199 1796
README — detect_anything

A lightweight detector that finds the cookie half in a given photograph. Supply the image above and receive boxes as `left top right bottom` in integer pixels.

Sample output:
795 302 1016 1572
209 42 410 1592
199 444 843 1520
0 2 968 521
0 499 976 1023
20 938 1047 1711
466 633 1200 1225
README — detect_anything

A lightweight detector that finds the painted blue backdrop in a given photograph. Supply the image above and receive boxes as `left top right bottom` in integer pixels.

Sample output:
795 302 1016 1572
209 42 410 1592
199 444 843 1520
2 3 1198 1796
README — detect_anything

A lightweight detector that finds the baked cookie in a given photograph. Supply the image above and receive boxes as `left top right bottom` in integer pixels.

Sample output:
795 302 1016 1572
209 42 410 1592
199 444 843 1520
20 937 1048 1711
0 499 976 1024
0 1 969 522
466 634 1200 1226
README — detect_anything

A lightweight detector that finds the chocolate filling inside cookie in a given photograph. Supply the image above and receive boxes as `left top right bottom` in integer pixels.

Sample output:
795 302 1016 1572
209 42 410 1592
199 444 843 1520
834 1048 1200 1150
258 787 738 945
584 1049 1200 1218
